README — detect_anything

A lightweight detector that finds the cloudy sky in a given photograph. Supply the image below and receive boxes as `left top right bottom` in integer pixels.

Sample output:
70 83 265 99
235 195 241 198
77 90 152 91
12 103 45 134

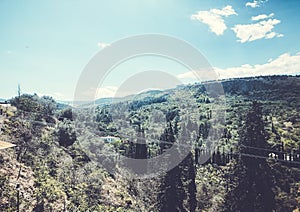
1 0 299 100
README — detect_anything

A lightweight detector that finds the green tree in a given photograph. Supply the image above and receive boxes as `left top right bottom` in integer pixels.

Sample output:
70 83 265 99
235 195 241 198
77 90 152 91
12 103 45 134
40 96 57 116
225 101 275 212
158 121 197 212
158 162 185 212
135 125 147 159
56 120 76 147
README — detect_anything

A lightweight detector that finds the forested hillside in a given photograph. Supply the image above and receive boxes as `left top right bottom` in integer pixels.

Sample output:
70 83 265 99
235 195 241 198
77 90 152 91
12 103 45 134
0 75 299 211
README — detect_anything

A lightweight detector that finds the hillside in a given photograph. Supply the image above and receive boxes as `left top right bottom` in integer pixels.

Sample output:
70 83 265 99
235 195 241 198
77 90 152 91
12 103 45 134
0 75 299 211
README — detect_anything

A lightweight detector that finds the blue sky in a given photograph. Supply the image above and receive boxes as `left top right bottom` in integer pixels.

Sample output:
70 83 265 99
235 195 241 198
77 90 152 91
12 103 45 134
1 0 300 100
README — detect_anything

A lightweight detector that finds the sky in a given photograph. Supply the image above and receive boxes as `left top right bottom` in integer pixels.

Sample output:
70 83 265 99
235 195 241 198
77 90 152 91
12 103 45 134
1 0 300 100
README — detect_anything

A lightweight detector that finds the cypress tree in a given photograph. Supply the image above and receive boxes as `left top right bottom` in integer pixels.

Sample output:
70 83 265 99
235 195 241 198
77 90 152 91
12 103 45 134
158 123 197 211
226 101 275 212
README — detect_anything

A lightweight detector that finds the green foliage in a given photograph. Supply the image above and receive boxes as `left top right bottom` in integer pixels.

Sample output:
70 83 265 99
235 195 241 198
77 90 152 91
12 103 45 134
0 175 18 211
56 120 76 147
129 95 167 110
225 101 275 212
57 108 73 121
34 164 65 204
239 101 269 154
1 76 300 211
196 164 228 211
10 94 57 118
159 152 197 212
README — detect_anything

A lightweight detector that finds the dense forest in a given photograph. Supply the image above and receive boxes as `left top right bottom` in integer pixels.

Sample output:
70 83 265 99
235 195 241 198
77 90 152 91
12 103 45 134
0 75 299 211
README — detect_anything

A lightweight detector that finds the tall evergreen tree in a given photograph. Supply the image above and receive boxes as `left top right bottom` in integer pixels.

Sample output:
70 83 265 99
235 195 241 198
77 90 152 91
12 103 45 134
225 101 275 212
135 125 147 159
240 101 268 157
159 122 175 153
158 123 197 211
158 163 185 212
182 153 197 212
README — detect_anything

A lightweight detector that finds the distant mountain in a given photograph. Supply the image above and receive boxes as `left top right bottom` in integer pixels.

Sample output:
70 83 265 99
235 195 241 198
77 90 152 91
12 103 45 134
0 98 7 103
57 75 300 108
95 97 118 105
59 89 165 108
138 89 163 96
56 97 119 108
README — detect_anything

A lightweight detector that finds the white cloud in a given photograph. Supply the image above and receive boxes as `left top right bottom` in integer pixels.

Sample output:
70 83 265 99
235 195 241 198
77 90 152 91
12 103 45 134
96 86 158 98
277 34 284 38
246 1 259 8
53 92 64 99
177 69 217 82
177 52 300 81
191 5 237 35
177 72 196 80
246 0 268 8
35 92 65 100
78 85 142 101
97 42 110 48
265 31 276 39
232 18 282 43
251 13 274 21
210 6 237 16
96 86 118 98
